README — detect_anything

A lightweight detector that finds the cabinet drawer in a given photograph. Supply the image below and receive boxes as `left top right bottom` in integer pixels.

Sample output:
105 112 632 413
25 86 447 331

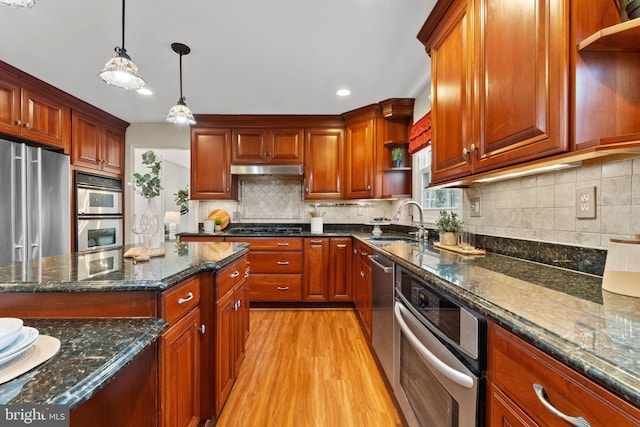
161 275 201 325
225 237 303 251
490 324 640 426
248 252 302 273
250 274 302 302
217 256 247 297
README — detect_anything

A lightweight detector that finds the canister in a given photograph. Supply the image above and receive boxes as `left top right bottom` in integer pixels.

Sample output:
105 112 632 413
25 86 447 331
602 236 640 297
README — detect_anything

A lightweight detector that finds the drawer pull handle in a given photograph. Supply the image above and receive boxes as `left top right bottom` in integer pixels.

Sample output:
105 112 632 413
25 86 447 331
277 261 289 265
336 244 347 248
244 272 250 278
277 286 289 291
533 384 591 427
230 271 240 278
178 292 194 304
310 240 323 244
277 243 290 246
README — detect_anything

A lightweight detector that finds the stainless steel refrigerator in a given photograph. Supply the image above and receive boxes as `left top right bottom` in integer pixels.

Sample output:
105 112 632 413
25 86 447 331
0 139 70 267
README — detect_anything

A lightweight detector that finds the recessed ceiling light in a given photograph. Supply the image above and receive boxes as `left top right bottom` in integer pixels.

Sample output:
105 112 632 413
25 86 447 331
137 88 153 95
336 89 351 97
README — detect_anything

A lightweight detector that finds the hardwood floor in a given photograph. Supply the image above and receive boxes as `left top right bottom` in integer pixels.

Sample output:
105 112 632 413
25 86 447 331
215 309 404 427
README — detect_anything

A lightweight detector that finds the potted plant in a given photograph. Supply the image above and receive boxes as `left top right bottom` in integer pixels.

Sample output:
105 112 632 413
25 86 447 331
129 150 162 249
214 219 223 232
627 0 640 19
436 210 462 246
391 148 403 168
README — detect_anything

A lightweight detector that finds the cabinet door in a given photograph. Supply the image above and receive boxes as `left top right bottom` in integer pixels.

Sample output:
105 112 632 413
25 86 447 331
304 128 344 199
21 87 70 151
215 290 235 416
269 128 304 163
102 123 125 175
430 0 474 184
303 238 330 302
232 129 267 163
345 119 375 199
191 128 234 200
473 0 567 172
0 74 21 137
329 238 352 301
489 384 539 427
160 307 201 427
72 111 102 170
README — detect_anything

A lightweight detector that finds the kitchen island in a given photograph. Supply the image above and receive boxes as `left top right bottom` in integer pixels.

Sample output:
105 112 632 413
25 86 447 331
0 241 249 426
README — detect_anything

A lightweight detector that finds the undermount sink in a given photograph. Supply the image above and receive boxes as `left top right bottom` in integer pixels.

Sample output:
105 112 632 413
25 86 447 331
366 235 421 244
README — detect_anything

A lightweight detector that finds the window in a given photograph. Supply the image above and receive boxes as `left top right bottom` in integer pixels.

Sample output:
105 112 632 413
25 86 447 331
414 147 461 209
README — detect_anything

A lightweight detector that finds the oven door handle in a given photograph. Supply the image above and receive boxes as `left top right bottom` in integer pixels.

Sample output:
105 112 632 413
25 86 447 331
394 302 474 389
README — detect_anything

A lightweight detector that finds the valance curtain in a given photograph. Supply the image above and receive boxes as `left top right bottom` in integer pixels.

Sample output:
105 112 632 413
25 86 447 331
408 111 431 154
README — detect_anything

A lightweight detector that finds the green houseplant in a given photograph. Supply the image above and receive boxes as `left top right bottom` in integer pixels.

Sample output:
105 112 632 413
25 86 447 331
174 186 189 215
129 150 162 249
391 148 403 168
436 210 462 246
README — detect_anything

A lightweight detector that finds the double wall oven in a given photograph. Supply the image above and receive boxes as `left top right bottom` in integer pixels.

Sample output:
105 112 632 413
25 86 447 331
394 265 487 427
74 171 123 252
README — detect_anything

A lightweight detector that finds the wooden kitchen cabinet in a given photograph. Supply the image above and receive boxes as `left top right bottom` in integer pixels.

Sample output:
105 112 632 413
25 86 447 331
488 322 640 427
344 108 377 199
214 256 249 416
419 0 568 184
303 238 330 302
71 107 127 176
0 68 71 152
226 237 303 302
304 128 344 200
329 238 352 301
232 128 303 164
352 240 372 338
190 127 236 200
159 274 202 427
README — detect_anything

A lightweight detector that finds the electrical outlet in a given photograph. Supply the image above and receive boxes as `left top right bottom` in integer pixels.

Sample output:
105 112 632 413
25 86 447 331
470 197 481 217
576 186 596 219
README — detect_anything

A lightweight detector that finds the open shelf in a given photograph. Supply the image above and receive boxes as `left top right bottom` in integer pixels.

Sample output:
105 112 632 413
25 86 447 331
578 18 640 52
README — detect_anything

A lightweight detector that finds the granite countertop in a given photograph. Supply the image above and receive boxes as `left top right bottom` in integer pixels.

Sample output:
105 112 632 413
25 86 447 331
357 235 640 407
0 317 167 409
0 241 249 292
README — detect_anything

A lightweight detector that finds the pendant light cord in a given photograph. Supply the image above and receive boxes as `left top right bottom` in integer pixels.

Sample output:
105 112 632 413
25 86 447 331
179 53 184 100
121 0 126 50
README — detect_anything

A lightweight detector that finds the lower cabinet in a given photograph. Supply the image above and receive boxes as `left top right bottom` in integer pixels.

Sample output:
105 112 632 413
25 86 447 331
352 240 372 338
159 275 203 427
488 322 640 426
214 256 250 417
303 237 353 302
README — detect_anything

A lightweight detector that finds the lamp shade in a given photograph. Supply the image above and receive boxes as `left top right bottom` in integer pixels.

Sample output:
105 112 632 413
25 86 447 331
0 0 35 8
166 100 196 125
99 49 145 90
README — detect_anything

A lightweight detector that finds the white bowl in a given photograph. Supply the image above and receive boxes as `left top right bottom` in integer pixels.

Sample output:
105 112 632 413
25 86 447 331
0 318 23 351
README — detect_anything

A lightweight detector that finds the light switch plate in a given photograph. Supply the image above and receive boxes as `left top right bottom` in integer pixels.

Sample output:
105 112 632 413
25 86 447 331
576 186 596 219
470 197 481 217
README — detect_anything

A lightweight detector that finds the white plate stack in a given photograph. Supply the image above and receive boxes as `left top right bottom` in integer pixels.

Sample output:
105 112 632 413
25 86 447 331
0 318 60 385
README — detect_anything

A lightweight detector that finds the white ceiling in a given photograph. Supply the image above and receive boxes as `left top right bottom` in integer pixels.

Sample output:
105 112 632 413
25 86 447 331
0 0 435 124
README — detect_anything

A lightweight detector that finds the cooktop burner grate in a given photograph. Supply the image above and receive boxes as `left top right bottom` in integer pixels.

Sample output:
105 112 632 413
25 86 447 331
228 226 303 234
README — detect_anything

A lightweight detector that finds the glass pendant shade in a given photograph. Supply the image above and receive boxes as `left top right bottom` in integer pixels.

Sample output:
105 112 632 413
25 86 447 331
99 48 145 90
0 0 35 8
166 99 196 125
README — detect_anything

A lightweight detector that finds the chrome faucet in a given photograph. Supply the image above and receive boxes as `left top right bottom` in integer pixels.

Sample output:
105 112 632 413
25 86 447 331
392 200 427 241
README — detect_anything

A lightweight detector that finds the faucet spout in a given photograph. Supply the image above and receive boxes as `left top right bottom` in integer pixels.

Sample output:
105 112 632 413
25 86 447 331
392 200 426 241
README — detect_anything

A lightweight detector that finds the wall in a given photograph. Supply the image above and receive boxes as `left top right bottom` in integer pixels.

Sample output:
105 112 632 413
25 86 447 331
463 156 640 250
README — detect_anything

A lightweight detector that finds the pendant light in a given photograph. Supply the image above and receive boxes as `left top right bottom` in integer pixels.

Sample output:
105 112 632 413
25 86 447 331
0 0 34 8
99 0 145 90
166 43 196 125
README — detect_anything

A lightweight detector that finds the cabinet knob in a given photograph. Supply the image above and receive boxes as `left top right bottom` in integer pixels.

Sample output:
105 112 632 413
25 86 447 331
367 185 371 190
305 187 309 193
24 122 30 128
470 143 477 152
200 324 206 334
15 120 21 126
463 147 469 156
353 248 358 254
360 271 365 278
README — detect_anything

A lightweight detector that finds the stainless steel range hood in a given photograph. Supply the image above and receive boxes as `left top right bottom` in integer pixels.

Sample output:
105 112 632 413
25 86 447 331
230 164 304 175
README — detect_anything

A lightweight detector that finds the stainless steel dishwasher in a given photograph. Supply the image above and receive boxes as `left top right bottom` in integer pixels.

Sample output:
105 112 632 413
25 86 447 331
369 251 395 386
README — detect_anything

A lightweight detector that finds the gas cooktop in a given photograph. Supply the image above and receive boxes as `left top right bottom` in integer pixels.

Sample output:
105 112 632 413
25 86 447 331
226 226 303 235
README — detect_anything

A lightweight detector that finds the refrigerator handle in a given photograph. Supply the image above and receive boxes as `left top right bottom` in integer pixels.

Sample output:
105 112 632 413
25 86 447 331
29 147 42 260
12 143 27 263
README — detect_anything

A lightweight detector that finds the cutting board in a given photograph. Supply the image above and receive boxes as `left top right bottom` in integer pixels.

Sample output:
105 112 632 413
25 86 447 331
208 209 230 230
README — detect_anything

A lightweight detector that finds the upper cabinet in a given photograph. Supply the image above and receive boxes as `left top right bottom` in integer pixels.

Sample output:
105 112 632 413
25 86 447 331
232 128 303 164
72 106 128 176
344 106 378 199
420 0 568 184
420 0 640 186
191 127 236 200
0 69 71 153
304 128 344 200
